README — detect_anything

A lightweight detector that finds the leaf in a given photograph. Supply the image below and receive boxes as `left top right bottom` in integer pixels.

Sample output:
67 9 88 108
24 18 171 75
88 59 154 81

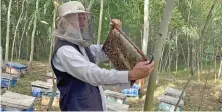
40 21 49 25
53 1 60 7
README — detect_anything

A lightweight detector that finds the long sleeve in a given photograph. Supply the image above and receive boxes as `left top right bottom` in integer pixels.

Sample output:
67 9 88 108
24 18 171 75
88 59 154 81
53 46 130 86
89 45 131 89
89 45 109 63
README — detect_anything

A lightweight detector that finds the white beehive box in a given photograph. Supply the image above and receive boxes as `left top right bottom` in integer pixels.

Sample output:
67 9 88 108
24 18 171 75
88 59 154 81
105 98 129 111
1 91 36 111
164 87 185 99
158 95 184 107
104 90 127 104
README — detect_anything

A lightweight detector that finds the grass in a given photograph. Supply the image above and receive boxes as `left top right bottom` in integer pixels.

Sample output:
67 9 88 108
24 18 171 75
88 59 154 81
1 60 222 111
126 70 222 111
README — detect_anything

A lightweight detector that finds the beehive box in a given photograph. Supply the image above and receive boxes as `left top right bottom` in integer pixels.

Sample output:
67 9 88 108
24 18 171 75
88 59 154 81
1 73 19 88
41 90 60 107
104 90 127 104
0 91 36 111
105 98 129 111
31 80 53 97
158 95 184 107
164 87 185 99
5 62 28 76
158 102 182 112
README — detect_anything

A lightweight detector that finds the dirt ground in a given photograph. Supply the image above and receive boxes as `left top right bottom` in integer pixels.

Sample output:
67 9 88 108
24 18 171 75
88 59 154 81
2 60 222 111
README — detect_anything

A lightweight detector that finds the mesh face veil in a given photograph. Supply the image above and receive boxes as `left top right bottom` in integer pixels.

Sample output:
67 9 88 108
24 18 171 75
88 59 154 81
53 7 94 47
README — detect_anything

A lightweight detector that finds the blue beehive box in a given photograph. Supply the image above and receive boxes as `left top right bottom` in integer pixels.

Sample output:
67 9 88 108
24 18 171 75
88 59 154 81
1 73 19 88
122 84 140 97
31 80 53 97
42 90 60 98
5 62 28 76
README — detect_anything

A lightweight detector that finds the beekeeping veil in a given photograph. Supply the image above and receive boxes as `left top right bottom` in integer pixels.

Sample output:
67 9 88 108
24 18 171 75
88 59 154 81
53 1 94 47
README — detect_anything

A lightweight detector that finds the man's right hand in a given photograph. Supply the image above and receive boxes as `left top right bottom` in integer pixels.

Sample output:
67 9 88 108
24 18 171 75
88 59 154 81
129 61 155 81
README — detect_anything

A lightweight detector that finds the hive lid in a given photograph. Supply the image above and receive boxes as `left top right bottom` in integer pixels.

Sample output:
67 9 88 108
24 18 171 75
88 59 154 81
1 91 36 110
5 62 28 70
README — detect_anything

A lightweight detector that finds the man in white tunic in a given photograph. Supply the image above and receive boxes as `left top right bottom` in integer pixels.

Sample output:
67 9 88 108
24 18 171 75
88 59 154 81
51 1 154 111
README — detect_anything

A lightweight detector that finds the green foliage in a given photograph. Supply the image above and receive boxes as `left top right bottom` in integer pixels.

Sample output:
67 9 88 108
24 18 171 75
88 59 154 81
0 0 221 63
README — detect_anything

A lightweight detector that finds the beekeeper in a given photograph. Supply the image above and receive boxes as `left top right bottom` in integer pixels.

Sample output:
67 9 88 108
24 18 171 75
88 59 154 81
51 1 154 111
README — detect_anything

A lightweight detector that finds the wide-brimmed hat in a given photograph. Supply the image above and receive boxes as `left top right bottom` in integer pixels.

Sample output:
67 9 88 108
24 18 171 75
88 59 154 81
58 1 90 17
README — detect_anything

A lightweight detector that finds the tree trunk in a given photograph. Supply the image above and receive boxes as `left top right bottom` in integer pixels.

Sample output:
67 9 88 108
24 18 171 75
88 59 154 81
168 53 173 74
175 30 178 73
0 47 2 74
46 1 59 110
96 0 104 45
179 40 187 67
200 44 203 73
140 29 143 48
11 0 25 62
26 17 34 59
0 0 1 47
47 1 58 72
162 48 169 73
5 0 13 63
19 11 28 60
198 0 217 73
35 32 40 60
28 0 39 72
218 56 222 79
167 46 171 73
159 42 166 72
187 36 190 71
201 0 217 35
143 0 174 110
86 0 94 11
197 44 201 81
214 46 217 81
142 0 149 55
138 0 150 96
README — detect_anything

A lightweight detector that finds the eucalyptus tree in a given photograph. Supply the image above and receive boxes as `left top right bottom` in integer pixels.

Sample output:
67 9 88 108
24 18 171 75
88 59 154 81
144 0 174 110
4 0 13 63
28 0 39 72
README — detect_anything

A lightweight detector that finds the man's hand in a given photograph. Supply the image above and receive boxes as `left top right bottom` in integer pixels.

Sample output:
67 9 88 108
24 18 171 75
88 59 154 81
129 61 154 81
110 19 122 29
